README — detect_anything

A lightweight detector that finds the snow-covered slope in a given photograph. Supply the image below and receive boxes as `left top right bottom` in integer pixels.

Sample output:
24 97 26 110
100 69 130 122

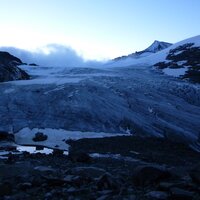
109 35 200 83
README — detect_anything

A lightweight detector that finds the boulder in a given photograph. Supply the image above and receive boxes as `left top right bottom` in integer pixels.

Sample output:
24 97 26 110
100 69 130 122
32 132 48 142
68 150 91 163
189 166 200 185
53 149 64 156
97 173 119 191
33 166 56 175
42 176 66 187
0 131 14 142
145 191 168 200
70 166 106 179
132 165 170 186
170 187 195 200
17 182 32 191
0 181 12 196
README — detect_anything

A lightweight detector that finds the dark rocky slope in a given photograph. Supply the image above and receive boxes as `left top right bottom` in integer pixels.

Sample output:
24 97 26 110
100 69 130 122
0 51 29 82
154 43 200 83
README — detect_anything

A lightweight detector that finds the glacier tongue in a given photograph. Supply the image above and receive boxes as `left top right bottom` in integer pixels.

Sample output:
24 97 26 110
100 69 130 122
0 64 200 148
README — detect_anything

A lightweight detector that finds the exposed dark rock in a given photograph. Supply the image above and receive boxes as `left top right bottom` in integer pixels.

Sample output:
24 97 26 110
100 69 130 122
29 63 38 66
154 62 170 69
170 187 195 200
42 176 66 186
132 165 170 186
97 173 120 191
63 175 76 183
68 150 92 163
31 175 46 187
4 153 16 164
0 51 22 65
0 181 12 196
33 166 56 175
0 51 30 82
154 43 200 83
145 191 169 200
32 132 48 142
17 182 32 191
70 166 106 179
189 166 200 185
159 182 177 191
96 194 112 200
0 131 14 142
52 149 64 156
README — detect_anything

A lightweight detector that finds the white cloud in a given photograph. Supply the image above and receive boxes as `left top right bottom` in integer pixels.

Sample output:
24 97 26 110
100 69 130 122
0 44 103 67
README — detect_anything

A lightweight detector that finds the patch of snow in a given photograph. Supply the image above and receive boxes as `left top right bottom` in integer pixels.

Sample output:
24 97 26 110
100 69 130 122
173 50 184 56
177 60 187 65
90 153 141 162
0 156 8 159
4 88 15 94
148 107 154 113
163 67 188 77
15 127 131 150
16 145 53 154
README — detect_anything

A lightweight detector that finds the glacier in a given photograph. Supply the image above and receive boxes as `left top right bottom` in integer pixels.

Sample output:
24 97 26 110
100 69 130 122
0 63 200 149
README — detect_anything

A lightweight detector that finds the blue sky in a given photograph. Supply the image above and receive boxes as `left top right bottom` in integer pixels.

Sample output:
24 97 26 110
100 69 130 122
0 0 200 60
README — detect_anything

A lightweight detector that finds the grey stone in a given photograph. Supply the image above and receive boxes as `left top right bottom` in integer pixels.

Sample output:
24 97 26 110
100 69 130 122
17 182 32 191
132 165 170 186
70 166 106 179
145 191 168 200
32 132 48 142
97 173 119 191
170 187 195 200
0 182 12 196
68 151 91 163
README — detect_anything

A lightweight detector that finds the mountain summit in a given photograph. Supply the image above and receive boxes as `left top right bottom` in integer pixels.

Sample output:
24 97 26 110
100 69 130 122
114 40 172 61
142 40 172 53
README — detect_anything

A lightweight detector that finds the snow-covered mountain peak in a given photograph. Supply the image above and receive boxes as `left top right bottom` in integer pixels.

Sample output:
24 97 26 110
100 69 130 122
144 40 172 53
113 40 172 61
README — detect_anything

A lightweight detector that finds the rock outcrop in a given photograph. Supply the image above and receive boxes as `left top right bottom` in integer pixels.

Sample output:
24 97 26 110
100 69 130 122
0 51 29 82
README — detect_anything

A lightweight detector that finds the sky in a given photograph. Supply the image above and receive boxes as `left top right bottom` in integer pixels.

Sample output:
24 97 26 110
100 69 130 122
0 0 200 61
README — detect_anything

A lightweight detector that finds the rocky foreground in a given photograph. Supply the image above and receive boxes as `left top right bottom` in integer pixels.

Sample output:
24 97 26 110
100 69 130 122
0 136 200 200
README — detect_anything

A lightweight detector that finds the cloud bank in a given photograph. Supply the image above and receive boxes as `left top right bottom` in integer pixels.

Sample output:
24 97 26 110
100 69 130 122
0 44 103 68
